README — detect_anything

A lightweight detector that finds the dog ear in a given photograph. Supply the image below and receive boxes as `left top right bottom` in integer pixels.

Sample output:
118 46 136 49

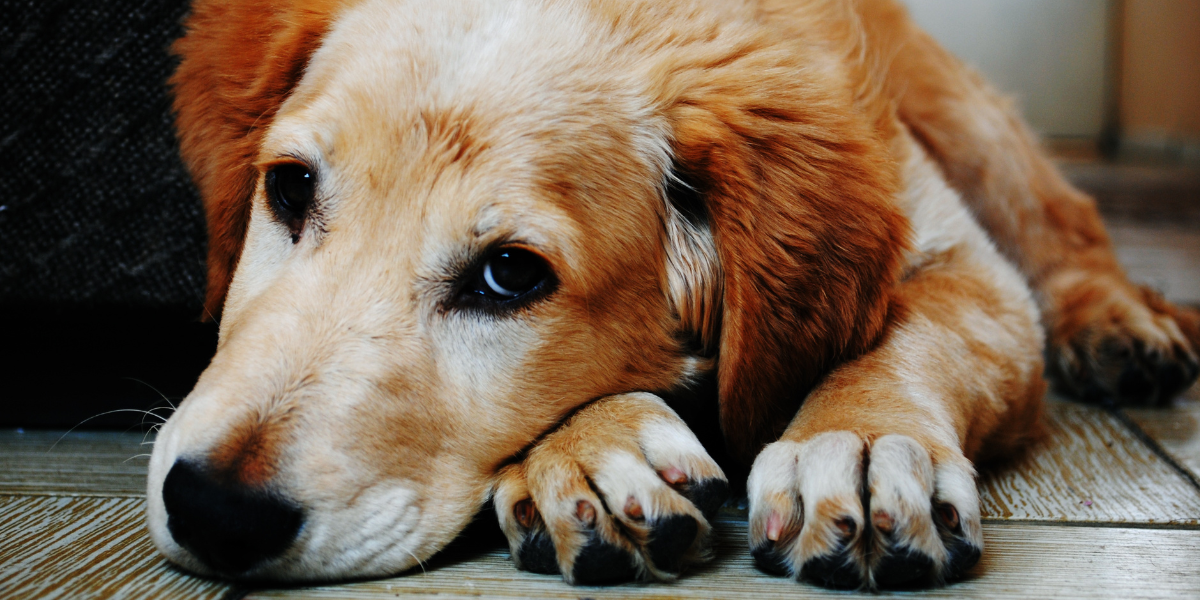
663 59 910 463
171 0 343 319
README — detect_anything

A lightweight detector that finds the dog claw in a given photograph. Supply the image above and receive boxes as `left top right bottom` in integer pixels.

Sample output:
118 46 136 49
576 500 597 527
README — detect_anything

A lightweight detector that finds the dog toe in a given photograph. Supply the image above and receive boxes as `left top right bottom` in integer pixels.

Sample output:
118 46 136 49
517 529 560 574
750 540 793 576
800 540 861 589
873 545 935 587
748 432 983 590
572 534 639 584
494 393 726 584
645 514 700 574
941 536 982 581
1050 282 1200 406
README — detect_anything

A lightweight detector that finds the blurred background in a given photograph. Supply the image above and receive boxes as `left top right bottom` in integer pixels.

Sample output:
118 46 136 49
1 0 1198 429
903 0 1200 160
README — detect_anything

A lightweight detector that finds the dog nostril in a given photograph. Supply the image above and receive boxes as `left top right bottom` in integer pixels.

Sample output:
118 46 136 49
162 459 303 575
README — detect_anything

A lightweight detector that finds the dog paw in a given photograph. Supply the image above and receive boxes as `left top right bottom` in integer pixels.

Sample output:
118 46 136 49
493 393 729 584
1048 276 1200 406
747 432 981 589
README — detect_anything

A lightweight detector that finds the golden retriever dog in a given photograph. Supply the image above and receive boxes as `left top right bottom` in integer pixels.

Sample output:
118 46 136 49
147 0 1200 589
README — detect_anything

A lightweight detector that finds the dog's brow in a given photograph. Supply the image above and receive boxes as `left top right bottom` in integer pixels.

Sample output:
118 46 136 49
471 203 506 239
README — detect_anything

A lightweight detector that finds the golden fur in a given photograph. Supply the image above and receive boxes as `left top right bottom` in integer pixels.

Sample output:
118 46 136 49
148 0 1200 589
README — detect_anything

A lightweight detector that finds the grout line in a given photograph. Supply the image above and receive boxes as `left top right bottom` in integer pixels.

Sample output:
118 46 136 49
1109 407 1200 491
979 518 1200 531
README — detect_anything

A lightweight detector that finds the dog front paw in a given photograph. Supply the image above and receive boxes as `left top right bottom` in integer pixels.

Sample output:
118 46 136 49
747 432 981 589
493 393 729 584
1049 276 1200 406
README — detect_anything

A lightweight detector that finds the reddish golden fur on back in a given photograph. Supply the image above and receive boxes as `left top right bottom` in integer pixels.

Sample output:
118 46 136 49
153 0 1199 588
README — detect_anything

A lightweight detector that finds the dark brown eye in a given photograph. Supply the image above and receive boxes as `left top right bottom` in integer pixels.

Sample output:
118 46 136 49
266 164 314 240
479 249 549 299
460 247 554 310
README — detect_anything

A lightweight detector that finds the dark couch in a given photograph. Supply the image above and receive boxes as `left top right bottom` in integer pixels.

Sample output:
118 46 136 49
1 0 216 428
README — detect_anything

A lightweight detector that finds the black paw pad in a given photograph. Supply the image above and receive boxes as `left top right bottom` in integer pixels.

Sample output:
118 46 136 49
751 542 791 576
572 536 638 585
942 538 982 581
517 530 559 574
873 546 934 587
802 548 861 589
646 514 698 573
1080 379 1117 407
1181 351 1200 382
684 478 730 519
1117 363 1156 404
1158 360 1192 401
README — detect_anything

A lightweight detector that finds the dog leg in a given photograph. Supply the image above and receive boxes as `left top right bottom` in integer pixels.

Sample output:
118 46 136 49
493 392 729 584
874 1 1200 404
747 139 1044 589
746 266 1042 588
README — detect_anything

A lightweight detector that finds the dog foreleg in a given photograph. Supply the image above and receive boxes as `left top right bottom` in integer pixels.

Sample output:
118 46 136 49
876 1 1200 404
745 140 1045 589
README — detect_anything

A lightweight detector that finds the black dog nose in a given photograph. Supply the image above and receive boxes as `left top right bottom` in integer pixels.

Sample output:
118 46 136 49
162 459 303 575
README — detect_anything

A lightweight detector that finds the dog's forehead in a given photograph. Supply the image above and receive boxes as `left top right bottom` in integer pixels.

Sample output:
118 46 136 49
281 0 609 146
260 0 675 271
273 0 670 185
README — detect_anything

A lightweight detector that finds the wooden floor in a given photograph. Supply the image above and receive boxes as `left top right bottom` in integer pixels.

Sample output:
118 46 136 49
3 164 1200 599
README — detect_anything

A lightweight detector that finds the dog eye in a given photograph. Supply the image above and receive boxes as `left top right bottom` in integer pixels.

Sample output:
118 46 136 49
266 164 315 239
474 249 551 301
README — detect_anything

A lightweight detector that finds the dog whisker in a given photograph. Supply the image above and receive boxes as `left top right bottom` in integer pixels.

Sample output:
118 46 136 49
401 544 427 576
123 377 180 411
49 408 176 453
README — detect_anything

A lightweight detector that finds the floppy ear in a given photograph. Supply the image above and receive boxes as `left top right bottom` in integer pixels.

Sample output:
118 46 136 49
663 52 910 463
171 0 343 319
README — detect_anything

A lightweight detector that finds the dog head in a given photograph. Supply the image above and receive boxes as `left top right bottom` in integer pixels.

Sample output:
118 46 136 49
148 0 906 581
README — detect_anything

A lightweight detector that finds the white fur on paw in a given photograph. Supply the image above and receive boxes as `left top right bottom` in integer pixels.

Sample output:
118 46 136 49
492 393 729 584
747 432 982 589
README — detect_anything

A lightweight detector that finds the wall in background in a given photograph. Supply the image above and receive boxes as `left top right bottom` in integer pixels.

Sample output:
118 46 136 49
900 0 1111 139
1121 0 1200 158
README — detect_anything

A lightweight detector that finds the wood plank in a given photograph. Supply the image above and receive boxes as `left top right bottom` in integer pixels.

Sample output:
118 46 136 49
0 429 151 497
1125 384 1200 482
247 518 1200 600
0 495 229 600
2 494 1196 600
5 393 1200 524
977 395 1200 524
1108 220 1200 305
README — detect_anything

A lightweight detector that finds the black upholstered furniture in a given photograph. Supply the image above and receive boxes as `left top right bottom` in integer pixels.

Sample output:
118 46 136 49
1 1 216 427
